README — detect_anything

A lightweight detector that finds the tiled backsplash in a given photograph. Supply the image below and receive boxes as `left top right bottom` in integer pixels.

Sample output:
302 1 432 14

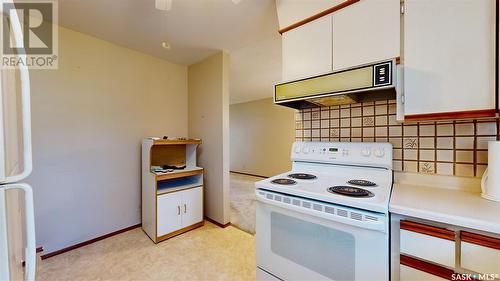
295 100 499 177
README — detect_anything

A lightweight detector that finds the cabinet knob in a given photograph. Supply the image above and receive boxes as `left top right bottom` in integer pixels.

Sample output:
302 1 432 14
184 204 187 213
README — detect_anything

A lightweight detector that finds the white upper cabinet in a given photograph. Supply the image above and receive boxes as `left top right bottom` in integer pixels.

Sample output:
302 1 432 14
403 0 496 117
282 15 333 81
332 0 400 70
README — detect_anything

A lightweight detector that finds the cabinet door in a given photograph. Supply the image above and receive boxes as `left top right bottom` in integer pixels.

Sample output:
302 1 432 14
400 265 449 281
157 192 182 237
332 0 400 70
181 186 203 228
460 231 500 276
282 15 333 81
403 0 495 117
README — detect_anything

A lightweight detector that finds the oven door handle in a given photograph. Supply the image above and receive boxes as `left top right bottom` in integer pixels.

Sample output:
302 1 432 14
256 190 387 233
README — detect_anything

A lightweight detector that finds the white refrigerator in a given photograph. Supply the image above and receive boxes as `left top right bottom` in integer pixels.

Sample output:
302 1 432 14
0 6 36 281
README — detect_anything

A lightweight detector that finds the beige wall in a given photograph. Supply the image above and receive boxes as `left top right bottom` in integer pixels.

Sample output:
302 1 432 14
230 98 295 177
188 52 230 225
26 26 188 253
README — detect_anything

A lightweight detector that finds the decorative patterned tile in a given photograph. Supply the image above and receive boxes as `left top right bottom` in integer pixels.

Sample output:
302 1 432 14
363 117 375 126
295 99 499 177
403 138 418 149
419 162 435 174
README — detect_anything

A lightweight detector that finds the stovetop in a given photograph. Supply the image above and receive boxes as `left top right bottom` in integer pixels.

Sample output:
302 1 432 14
256 164 393 213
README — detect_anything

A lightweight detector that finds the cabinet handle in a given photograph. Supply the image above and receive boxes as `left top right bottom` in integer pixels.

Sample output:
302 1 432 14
184 204 187 213
177 206 180 215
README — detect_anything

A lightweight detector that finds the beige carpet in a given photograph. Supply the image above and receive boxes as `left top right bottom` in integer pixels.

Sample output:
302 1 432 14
36 222 255 281
229 173 264 234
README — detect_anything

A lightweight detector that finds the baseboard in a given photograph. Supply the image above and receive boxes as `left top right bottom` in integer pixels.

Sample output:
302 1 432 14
40 223 141 260
230 171 268 179
204 216 231 228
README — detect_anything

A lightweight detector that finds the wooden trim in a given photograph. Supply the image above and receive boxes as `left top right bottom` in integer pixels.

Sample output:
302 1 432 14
400 254 455 280
36 246 43 253
461 231 500 250
230 171 268 179
400 220 455 241
156 221 204 242
405 109 496 122
278 0 360 34
155 168 204 181
204 216 231 228
41 224 141 260
153 139 202 145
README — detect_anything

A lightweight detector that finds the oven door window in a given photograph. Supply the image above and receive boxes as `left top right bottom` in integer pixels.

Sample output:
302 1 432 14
271 212 355 281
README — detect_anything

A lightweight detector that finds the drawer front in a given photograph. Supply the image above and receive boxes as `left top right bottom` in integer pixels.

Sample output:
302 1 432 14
400 255 454 281
400 221 456 268
461 231 500 275
400 265 449 281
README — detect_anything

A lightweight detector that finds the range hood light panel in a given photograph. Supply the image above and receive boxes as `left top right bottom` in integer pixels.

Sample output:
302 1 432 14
274 59 397 109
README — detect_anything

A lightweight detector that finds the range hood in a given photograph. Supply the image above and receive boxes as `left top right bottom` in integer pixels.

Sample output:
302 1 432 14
274 59 398 109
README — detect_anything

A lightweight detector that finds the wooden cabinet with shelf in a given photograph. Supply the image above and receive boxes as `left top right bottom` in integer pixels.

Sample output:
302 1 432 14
142 138 204 243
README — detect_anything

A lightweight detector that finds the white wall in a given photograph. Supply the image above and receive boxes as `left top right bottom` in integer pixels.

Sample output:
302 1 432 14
26 26 188 253
230 98 295 177
188 52 230 225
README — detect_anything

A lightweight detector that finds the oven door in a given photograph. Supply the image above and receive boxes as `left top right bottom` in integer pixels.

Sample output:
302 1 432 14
256 189 389 281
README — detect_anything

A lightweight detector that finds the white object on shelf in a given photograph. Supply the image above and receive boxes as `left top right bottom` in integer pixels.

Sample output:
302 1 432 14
481 141 500 202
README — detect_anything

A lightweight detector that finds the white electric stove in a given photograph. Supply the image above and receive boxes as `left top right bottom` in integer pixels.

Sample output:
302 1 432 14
255 141 393 281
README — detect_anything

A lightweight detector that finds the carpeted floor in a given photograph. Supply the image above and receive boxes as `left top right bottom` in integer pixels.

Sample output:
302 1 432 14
229 173 265 234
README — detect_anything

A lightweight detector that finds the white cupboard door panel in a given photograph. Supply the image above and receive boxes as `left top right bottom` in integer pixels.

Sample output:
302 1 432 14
332 0 400 70
461 242 500 275
157 193 182 237
282 15 333 82
404 0 495 116
400 265 448 281
181 186 203 228
400 230 455 268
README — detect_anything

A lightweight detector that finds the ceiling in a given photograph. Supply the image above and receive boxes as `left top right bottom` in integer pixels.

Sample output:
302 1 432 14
58 0 282 104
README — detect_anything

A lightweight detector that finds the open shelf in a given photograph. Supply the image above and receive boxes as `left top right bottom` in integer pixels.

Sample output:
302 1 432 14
157 173 203 195
154 167 204 181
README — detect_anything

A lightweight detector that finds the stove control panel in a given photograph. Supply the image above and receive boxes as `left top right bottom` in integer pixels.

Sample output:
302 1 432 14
291 141 393 169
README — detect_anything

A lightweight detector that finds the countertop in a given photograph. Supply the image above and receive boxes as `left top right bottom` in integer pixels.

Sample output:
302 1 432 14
390 182 500 234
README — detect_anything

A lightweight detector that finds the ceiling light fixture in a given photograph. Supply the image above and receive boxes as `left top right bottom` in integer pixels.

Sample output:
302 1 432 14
155 0 172 11
161 41 171 50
